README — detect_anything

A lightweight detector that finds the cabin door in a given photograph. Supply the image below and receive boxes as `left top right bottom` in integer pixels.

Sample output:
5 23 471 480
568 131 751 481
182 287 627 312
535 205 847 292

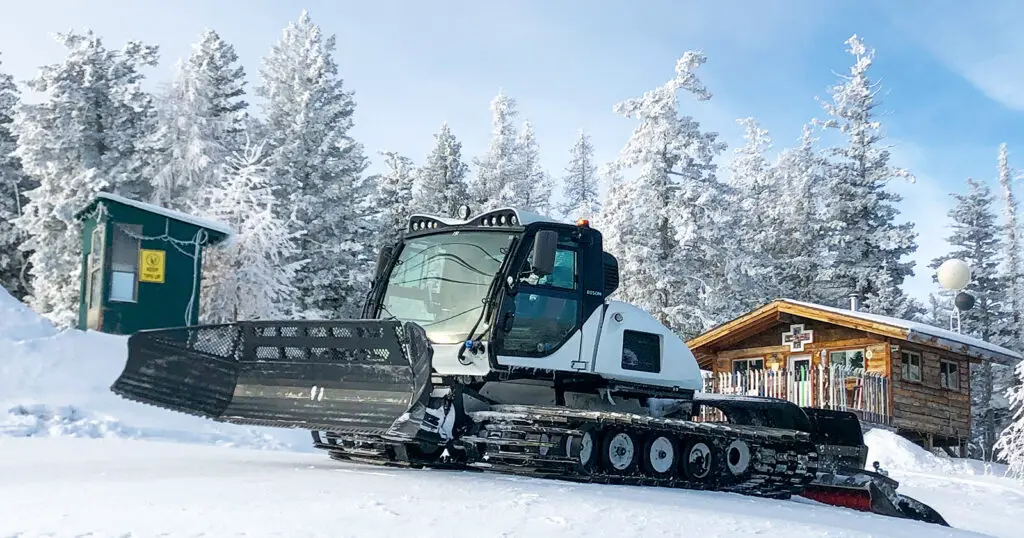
788 355 812 407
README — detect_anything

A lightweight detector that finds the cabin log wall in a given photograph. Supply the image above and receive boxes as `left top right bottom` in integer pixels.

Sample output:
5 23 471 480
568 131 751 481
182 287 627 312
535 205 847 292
891 343 972 444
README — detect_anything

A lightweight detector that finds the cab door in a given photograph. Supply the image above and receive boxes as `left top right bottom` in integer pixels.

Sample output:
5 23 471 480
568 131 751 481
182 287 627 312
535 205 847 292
492 228 584 371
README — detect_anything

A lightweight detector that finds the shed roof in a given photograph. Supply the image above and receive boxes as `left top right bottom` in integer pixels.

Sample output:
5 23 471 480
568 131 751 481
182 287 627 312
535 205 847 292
77 192 233 239
687 298 1022 367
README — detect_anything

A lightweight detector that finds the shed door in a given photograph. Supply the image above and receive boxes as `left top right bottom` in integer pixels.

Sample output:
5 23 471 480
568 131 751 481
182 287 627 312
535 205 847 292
788 355 812 407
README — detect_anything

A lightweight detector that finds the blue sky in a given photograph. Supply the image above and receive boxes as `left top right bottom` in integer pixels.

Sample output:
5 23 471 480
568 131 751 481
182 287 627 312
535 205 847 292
2 0 1022 305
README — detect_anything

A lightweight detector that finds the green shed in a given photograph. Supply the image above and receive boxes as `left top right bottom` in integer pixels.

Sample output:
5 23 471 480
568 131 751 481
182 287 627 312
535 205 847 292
74 192 233 335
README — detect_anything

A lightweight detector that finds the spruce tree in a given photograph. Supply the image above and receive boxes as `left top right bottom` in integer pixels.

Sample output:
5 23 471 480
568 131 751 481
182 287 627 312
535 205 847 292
559 129 600 222
772 124 831 303
996 362 1024 478
371 150 415 246
815 35 919 317
929 177 1011 459
600 51 729 339
199 138 303 322
12 31 159 326
411 122 469 218
508 120 551 214
257 10 371 319
726 117 779 307
471 90 519 210
0 51 33 300
997 143 1023 350
147 29 249 210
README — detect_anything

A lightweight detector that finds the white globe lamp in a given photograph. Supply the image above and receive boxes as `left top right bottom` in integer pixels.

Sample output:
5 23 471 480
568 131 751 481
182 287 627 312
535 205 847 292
937 259 971 291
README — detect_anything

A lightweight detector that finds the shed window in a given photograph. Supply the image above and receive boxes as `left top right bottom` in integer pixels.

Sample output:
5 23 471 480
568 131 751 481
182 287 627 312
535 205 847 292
731 358 764 373
109 224 142 302
901 351 922 382
940 360 959 390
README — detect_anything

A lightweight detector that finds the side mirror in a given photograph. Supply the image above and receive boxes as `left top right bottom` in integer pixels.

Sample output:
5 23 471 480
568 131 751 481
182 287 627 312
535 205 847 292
531 230 557 277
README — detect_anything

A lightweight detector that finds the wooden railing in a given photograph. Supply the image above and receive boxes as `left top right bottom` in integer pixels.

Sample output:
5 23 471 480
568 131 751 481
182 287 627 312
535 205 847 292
701 365 892 425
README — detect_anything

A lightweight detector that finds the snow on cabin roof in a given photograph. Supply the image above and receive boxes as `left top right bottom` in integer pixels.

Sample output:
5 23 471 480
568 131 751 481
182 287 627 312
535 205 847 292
781 298 1023 364
91 192 234 238
688 298 1023 366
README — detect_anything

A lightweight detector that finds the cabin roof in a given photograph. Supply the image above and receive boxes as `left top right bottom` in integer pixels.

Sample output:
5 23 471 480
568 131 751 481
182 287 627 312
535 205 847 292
687 298 1022 367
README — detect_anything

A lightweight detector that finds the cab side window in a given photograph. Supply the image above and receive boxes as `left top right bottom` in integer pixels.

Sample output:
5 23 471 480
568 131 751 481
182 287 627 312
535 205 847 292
519 247 577 290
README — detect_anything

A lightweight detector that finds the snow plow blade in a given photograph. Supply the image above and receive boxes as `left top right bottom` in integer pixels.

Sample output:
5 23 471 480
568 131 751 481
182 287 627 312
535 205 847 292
799 409 948 526
803 466 949 526
110 319 435 442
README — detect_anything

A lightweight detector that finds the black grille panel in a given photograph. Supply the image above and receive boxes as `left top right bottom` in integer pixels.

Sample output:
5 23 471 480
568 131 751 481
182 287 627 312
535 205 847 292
110 320 433 436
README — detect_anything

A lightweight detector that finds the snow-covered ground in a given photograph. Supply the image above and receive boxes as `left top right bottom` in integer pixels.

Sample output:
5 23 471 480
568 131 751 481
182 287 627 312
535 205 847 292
2 286 1022 537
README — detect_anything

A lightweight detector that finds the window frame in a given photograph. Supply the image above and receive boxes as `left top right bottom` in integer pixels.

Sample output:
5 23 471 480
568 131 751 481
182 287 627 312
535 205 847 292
109 224 142 303
901 350 922 383
731 357 764 373
940 359 959 390
828 348 866 371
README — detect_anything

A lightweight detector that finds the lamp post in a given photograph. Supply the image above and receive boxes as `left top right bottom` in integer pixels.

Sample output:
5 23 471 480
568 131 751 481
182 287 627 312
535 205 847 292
937 258 975 333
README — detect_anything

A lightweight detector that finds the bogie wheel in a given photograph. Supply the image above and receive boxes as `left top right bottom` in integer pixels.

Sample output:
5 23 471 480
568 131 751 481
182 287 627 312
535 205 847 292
601 428 640 475
681 437 717 485
566 424 600 473
642 433 679 478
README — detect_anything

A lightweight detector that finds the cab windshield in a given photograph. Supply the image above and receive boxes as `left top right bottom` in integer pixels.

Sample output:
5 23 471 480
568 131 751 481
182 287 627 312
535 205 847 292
380 231 517 344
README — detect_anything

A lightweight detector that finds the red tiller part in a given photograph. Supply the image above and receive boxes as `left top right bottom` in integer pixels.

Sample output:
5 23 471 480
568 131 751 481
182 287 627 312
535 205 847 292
799 486 874 512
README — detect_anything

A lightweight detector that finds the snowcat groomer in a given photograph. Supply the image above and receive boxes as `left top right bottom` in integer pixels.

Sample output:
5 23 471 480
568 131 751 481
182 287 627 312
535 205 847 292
109 206 947 526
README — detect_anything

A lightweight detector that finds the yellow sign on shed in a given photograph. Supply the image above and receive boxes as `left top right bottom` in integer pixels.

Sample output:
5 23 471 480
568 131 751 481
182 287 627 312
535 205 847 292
139 249 166 283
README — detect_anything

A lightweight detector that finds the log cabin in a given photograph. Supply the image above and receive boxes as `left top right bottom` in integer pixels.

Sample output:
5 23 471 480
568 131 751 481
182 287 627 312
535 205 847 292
686 298 1022 454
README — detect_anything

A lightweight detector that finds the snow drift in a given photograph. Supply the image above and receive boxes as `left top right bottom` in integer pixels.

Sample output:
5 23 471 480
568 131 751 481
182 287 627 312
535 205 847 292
0 285 310 449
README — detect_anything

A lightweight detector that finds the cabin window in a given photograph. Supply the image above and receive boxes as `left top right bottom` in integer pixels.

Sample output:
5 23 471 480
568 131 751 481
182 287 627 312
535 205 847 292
109 224 142 302
731 358 764 373
940 360 959 390
828 349 865 371
901 351 922 382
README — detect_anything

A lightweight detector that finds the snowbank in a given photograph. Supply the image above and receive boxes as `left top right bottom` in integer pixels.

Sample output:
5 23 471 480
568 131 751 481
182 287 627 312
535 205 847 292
0 285 311 450
0 286 57 342
865 428 1008 477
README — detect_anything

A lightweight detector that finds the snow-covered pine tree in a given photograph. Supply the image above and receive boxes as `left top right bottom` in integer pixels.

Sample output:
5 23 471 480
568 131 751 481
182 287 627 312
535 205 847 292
995 143 1024 472
471 90 519 210
815 34 920 318
507 120 551 214
771 123 832 303
925 292 953 328
0 51 33 300
997 143 1023 351
411 122 470 218
12 31 159 326
147 29 249 210
559 129 600 222
199 138 303 323
371 150 415 246
996 361 1024 479
725 117 780 307
595 164 628 257
928 177 1011 460
601 51 729 339
257 10 372 319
